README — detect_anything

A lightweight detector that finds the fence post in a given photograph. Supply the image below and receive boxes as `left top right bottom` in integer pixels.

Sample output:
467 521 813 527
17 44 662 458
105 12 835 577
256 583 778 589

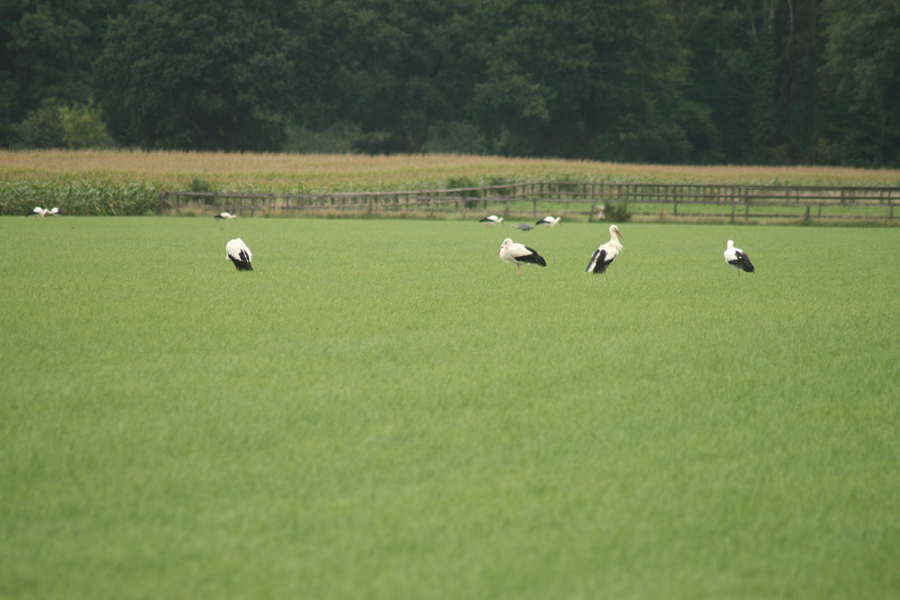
157 191 166 215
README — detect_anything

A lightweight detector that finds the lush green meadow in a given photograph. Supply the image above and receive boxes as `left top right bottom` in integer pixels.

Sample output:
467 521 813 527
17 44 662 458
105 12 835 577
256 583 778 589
2 216 899 599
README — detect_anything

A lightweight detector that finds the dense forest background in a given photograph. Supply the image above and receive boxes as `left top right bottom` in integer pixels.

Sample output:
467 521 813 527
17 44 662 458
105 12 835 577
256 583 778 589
1 0 898 166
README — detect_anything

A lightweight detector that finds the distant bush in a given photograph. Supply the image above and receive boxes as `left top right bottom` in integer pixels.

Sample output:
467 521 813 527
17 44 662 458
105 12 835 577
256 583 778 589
351 131 414 155
11 98 112 150
602 201 632 222
10 99 66 149
446 176 477 192
59 101 113 149
284 121 359 153
446 176 481 209
189 177 216 193
422 122 488 155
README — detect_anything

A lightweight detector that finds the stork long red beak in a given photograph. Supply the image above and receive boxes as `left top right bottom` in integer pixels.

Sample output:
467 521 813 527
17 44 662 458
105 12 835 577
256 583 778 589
616 230 624 239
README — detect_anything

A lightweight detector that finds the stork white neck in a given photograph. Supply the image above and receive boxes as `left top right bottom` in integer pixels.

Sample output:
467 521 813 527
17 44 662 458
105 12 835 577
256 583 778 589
608 225 623 249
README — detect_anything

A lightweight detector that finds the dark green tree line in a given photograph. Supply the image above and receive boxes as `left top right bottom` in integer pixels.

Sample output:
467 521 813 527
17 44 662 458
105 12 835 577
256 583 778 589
2 0 900 165
0 0 122 145
468 0 696 162
93 0 302 150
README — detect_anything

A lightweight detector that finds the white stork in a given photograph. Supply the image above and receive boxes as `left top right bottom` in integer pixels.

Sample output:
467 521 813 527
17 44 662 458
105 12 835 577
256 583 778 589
226 238 253 271
49 207 64 216
499 238 546 275
215 212 236 220
724 240 755 276
480 215 503 226
586 224 624 274
537 216 561 228
27 207 49 217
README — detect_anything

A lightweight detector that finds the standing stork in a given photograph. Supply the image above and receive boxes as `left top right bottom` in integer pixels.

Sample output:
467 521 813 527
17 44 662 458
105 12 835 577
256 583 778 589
215 212 236 220
536 216 561 228
498 238 546 275
724 240 755 276
226 238 253 271
480 215 503 227
586 224 624 274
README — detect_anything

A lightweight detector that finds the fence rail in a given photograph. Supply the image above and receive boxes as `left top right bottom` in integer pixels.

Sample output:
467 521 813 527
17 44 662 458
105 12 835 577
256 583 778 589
158 182 899 223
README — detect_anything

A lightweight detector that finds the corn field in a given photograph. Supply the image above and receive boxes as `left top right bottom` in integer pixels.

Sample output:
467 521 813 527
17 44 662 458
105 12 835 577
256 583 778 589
0 178 161 216
4 149 900 217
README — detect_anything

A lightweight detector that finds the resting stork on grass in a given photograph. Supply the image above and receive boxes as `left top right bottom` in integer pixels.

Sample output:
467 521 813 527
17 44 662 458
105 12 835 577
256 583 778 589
226 238 253 271
499 238 546 275
586 225 624 274
27 207 49 217
480 215 503 227
724 240 755 276
215 212 236 220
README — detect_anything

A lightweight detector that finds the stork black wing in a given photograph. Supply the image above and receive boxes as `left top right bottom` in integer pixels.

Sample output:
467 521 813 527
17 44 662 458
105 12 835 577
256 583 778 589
520 247 546 266
587 249 611 273
734 251 755 273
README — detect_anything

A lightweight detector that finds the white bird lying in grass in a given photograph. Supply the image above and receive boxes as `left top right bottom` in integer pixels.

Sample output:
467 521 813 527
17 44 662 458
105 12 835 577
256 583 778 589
480 215 503 226
226 238 253 271
724 240 755 276
586 224 624 274
215 212 236 220
499 238 546 275
537 216 561 228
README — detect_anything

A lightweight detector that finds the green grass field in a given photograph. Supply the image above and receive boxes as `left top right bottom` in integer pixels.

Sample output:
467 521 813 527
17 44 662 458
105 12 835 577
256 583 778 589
2 216 899 599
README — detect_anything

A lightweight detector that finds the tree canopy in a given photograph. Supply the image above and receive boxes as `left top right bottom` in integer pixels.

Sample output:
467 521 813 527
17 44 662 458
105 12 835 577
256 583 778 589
2 0 900 165
469 0 691 161
822 0 900 165
93 0 300 150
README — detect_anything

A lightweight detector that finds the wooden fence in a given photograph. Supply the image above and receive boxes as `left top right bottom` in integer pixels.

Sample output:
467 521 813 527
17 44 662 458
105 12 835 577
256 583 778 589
157 182 899 223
